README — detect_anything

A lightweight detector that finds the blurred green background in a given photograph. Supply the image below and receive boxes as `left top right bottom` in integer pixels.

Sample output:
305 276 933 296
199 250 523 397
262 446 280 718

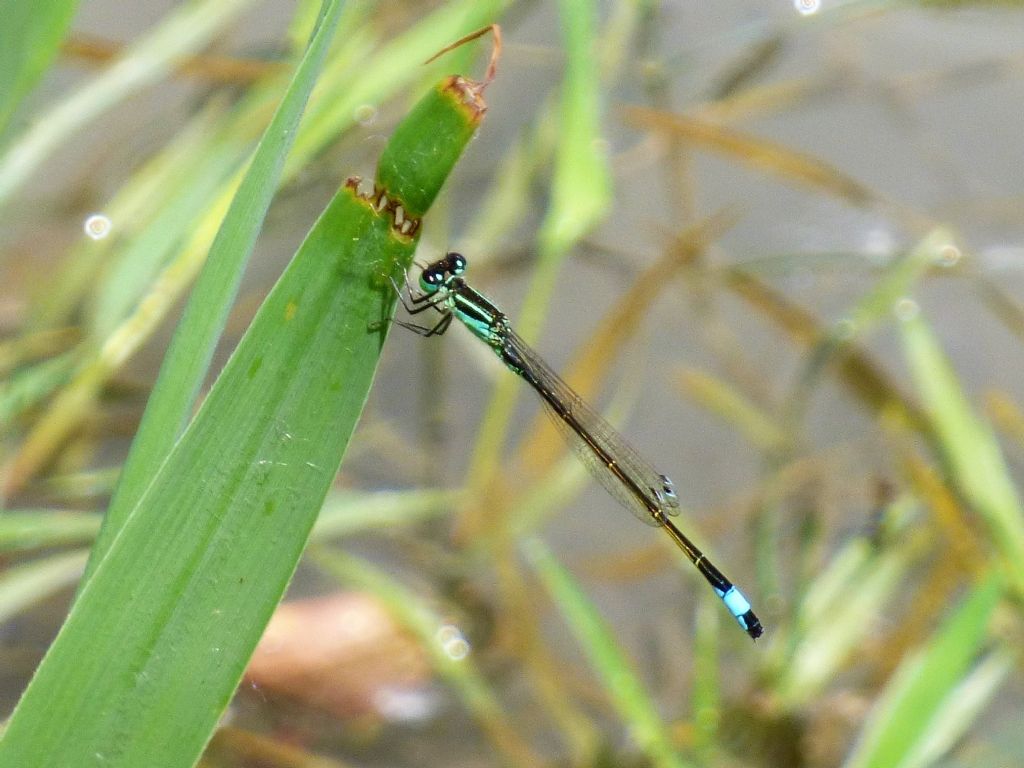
1 1 1023 766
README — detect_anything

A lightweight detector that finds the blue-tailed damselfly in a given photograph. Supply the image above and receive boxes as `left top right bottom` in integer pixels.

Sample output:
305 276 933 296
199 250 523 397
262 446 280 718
393 252 763 639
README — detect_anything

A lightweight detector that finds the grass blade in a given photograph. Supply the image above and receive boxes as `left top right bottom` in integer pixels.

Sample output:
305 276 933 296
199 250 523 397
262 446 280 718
843 575 1003 768
0 0 79 136
0 511 100 550
902 648 1014 768
522 537 691 768
0 550 87 625
86 0 349 579
901 311 1024 594
777 527 914 706
0 0 256 207
0 182 414 767
539 0 612 259
310 488 462 539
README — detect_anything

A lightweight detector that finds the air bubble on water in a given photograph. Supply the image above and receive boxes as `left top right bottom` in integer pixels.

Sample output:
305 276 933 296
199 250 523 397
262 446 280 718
84 213 112 240
894 297 919 322
436 624 460 644
936 243 961 268
444 636 470 660
436 623 470 661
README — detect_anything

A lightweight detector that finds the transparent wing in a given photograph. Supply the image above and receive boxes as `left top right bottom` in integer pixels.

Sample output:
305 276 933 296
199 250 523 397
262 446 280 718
502 329 680 527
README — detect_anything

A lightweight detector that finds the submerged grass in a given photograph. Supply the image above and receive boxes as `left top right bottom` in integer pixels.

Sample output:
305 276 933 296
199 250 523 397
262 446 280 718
2 2 1023 768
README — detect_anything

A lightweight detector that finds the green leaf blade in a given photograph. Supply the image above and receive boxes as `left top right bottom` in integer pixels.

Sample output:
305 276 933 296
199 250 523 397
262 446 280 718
523 537 691 768
87 0 350 578
844 575 1003 768
0 0 79 136
901 312 1024 593
0 185 412 768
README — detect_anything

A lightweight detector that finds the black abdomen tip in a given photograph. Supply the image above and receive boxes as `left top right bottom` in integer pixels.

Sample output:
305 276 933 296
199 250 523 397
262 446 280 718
742 610 764 640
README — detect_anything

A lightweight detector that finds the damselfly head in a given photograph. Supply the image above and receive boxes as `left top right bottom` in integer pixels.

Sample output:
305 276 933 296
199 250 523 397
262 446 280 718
419 252 468 293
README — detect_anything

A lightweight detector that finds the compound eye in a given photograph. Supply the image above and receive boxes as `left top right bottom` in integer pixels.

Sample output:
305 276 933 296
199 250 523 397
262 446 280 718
448 252 467 274
419 269 444 292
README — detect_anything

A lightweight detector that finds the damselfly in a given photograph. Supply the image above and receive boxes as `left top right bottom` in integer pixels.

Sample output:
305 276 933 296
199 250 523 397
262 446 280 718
392 252 763 639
